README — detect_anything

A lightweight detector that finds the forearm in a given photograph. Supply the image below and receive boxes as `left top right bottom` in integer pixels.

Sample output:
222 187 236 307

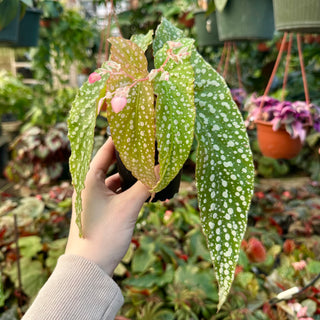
22 254 124 320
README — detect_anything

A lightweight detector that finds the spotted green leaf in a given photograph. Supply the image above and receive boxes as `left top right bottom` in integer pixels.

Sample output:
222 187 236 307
131 30 154 52
192 50 254 309
106 38 157 189
108 37 148 79
153 18 183 54
68 73 109 235
154 18 255 309
152 39 195 193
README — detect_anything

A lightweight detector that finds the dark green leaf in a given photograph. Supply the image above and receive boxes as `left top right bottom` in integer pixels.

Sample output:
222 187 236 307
152 38 195 193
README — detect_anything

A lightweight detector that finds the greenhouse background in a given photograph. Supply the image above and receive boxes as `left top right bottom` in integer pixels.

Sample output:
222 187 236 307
0 0 320 319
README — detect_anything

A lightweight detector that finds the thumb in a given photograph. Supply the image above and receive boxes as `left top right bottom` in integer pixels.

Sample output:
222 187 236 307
123 180 151 208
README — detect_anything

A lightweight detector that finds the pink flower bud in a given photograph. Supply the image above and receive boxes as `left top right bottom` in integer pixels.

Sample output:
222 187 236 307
111 96 127 113
88 72 101 84
167 41 182 48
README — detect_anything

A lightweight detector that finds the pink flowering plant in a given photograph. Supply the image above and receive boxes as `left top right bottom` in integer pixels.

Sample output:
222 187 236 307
246 95 320 142
67 19 254 308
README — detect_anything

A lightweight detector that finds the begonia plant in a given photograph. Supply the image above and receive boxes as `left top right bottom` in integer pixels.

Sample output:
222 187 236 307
67 18 254 308
246 95 320 142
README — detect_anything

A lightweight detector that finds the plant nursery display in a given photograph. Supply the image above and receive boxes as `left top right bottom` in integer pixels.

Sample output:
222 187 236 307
68 18 254 308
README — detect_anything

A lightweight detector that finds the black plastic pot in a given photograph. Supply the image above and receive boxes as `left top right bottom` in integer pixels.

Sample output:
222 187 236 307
0 5 20 46
216 0 275 41
14 8 42 47
115 149 181 202
194 10 223 47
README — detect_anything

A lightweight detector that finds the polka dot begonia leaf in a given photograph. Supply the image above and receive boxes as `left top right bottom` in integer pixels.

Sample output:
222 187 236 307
130 30 154 52
152 38 195 193
108 37 148 79
154 18 255 309
192 50 254 309
153 18 183 54
67 72 109 235
106 38 157 189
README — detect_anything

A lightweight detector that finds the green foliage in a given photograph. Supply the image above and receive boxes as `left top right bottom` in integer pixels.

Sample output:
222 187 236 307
116 0 195 40
23 87 76 130
31 7 98 86
0 71 33 120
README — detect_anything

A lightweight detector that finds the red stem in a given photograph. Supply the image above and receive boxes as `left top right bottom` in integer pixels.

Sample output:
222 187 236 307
281 33 293 101
259 32 288 114
296 33 310 105
233 42 243 89
217 42 227 74
223 42 231 80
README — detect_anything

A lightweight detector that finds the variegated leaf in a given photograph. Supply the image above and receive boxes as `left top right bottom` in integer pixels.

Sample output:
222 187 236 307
192 50 254 309
154 18 255 309
153 18 183 54
131 30 154 52
68 73 109 235
152 38 195 193
108 37 148 79
107 39 157 189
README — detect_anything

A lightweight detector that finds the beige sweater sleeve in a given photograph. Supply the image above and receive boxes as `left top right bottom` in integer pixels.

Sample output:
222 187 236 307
22 254 124 320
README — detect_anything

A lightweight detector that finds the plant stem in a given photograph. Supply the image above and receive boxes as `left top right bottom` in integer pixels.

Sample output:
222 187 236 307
13 214 23 307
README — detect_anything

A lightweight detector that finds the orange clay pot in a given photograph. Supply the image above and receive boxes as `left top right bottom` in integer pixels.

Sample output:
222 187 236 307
255 120 303 159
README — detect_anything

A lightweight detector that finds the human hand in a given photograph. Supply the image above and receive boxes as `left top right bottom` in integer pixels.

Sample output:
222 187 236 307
65 138 151 276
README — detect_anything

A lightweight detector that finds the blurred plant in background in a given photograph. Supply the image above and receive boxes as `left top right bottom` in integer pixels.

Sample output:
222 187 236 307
4 123 70 188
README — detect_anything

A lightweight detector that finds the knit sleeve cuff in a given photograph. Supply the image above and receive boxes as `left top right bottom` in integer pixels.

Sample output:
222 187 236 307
23 254 124 320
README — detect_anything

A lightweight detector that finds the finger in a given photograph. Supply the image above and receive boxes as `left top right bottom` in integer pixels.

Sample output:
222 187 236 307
105 173 122 193
88 138 116 179
123 180 151 206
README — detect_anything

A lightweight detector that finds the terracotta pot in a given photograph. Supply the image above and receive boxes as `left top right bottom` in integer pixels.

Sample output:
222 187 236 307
255 120 303 159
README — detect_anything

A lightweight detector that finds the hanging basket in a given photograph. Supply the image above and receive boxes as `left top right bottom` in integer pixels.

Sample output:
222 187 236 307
194 10 222 47
216 0 275 41
273 0 320 34
14 8 42 47
0 7 20 46
255 120 303 159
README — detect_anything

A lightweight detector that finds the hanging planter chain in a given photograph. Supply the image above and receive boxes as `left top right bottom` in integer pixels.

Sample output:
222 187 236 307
259 32 311 118
218 41 243 89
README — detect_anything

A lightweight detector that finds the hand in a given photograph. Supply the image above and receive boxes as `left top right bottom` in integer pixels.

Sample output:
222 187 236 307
65 138 150 276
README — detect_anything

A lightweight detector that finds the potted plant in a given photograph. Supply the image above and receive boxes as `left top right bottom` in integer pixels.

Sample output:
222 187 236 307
68 18 254 309
214 0 275 41
273 0 320 34
38 0 63 27
245 95 320 159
